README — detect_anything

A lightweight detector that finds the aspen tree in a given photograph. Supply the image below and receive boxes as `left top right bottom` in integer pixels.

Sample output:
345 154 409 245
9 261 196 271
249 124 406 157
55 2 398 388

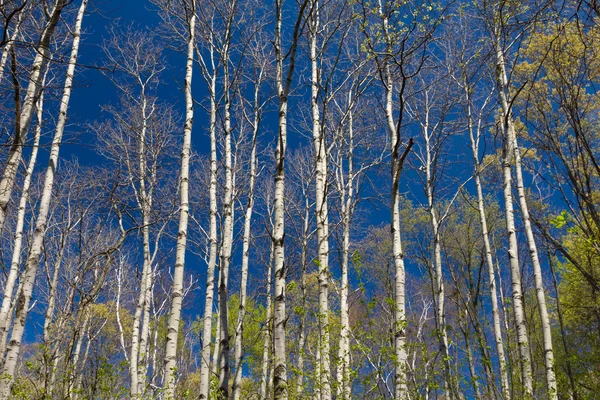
260 246 274 400
309 1 333 397
462 75 511 398
0 1 29 84
99 27 166 398
163 0 196 397
272 1 310 398
411 82 456 399
197 30 219 400
0 0 67 233
483 2 556 394
216 3 237 395
231 45 267 400
359 1 437 395
0 1 87 395
0 73 45 357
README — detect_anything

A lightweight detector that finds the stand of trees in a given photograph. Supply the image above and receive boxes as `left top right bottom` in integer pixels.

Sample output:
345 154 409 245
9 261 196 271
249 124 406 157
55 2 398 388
0 0 598 399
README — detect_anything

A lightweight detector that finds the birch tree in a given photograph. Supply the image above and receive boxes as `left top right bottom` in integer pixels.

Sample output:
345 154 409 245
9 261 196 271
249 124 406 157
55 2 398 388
231 33 269 400
194 6 220 395
162 0 196 396
0 0 68 233
455 50 512 398
271 1 310 398
0 1 87 395
481 1 556 396
359 1 442 396
99 26 171 398
0 68 46 358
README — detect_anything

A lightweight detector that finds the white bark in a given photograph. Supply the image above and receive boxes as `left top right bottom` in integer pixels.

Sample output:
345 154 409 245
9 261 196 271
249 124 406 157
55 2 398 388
421 103 454 399
217 13 236 393
0 2 86 395
163 2 195 397
512 123 557 399
129 76 157 400
0 5 26 84
310 3 332 398
465 84 511 399
0 0 66 233
335 94 353 400
260 242 274 400
231 70 262 400
198 51 219 400
493 33 533 397
380 15 410 397
296 186 311 396
272 1 307 397
0 78 44 356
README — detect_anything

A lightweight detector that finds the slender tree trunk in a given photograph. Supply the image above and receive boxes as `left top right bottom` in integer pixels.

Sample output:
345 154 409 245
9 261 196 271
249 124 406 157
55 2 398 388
272 9 289 395
163 2 195 397
421 101 455 399
0 5 26 84
212 299 221 378
217 27 235 396
0 2 86 395
137 248 153 395
198 63 219 400
0 79 44 356
131 88 155 398
272 1 305 397
65 311 90 400
429 201 453 399
232 79 261 400
466 85 511 399
336 92 354 400
512 135 557 399
72 326 92 400
492 34 534 398
310 3 331 398
260 243 274 400
379 11 412 398
271 2 308 398
296 193 310 397
0 0 66 233
385 71 410 400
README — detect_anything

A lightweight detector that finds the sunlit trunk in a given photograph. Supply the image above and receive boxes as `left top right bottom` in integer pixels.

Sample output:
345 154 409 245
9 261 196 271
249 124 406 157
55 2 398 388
199 53 219 400
163 2 195 396
0 0 66 233
0 76 45 357
0 2 86 394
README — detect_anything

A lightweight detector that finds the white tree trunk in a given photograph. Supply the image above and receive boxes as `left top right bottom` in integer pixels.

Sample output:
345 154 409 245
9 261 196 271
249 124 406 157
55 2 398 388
198 62 219 400
0 80 44 356
310 4 332 398
217 29 235 396
0 0 66 233
493 35 534 397
273 1 289 397
272 1 307 397
466 85 511 399
0 6 26 84
0 1 86 395
260 242 274 400
511 123 557 400
232 74 261 400
336 95 353 400
130 88 154 399
383 50 409 400
422 117 454 399
162 2 195 397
